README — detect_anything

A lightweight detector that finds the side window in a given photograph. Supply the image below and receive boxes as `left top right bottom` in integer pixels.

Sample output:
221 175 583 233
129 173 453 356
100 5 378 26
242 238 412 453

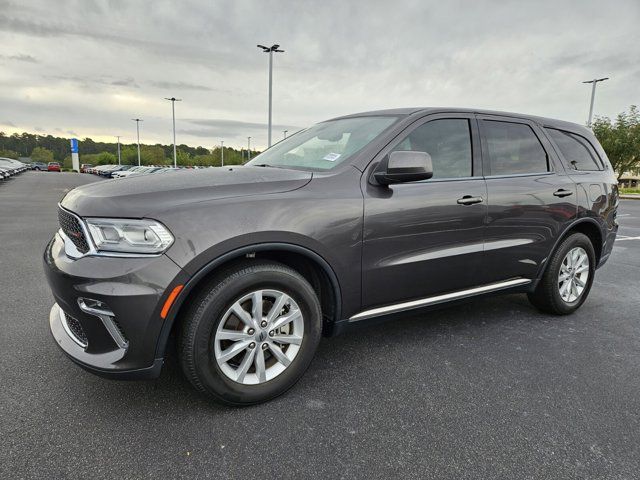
392 119 472 179
545 128 603 171
482 120 549 175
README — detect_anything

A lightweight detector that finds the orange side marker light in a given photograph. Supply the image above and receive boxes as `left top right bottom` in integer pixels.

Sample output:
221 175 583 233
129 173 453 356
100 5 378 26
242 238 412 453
161 285 184 319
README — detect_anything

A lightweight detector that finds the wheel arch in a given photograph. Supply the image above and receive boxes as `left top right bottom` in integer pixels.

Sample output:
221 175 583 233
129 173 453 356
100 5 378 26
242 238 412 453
535 217 605 283
154 243 343 359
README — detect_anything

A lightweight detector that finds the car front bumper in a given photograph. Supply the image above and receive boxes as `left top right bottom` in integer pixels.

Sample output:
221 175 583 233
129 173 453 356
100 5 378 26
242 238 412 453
44 232 186 379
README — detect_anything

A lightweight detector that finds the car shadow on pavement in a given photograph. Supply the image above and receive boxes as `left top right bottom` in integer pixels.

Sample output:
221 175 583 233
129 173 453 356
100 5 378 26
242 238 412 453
68 292 547 413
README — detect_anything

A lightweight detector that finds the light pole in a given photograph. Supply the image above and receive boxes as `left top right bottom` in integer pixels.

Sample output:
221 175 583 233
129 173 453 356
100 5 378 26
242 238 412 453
220 140 224 166
283 130 288 139
247 136 251 161
132 118 143 166
115 136 121 165
164 97 182 167
257 44 284 147
582 77 609 127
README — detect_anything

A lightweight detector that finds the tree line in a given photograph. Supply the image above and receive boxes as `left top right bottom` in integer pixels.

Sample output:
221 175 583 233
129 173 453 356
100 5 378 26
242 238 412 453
2 106 638 175
0 131 261 168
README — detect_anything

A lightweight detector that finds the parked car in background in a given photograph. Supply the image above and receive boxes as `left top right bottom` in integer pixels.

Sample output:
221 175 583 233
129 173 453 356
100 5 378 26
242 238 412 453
0 158 28 175
98 165 126 177
105 165 133 178
114 166 157 178
47 162 61 172
0 165 16 177
44 108 618 405
112 165 144 178
31 162 48 171
80 164 92 173
91 165 110 175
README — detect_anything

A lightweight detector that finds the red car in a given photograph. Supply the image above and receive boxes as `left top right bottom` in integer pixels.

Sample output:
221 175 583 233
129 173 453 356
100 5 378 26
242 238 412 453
47 162 61 172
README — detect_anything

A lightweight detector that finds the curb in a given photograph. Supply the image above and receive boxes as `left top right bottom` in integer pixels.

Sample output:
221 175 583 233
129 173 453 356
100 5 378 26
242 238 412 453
620 194 640 200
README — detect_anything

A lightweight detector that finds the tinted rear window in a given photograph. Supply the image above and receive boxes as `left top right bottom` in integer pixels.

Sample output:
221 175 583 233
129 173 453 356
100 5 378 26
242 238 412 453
545 128 603 171
482 121 548 175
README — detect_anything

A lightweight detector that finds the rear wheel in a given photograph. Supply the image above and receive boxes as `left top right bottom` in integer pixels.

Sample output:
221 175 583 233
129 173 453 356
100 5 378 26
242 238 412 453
179 261 322 405
528 232 595 315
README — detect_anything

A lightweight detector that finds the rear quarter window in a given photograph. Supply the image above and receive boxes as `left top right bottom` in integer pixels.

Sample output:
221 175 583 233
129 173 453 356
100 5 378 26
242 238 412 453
545 128 603 171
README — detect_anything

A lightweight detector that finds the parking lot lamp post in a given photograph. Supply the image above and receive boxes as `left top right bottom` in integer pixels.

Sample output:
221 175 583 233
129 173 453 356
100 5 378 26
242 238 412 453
116 136 121 165
257 44 284 147
132 118 143 166
164 97 182 168
247 137 251 161
220 140 224 167
582 77 609 127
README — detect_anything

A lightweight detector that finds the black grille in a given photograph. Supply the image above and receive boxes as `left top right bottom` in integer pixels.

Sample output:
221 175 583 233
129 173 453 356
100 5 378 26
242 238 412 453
64 312 88 347
58 207 90 253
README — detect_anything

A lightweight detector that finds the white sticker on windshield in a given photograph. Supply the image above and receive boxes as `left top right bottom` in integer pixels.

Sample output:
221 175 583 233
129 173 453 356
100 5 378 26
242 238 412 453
323 153 341 162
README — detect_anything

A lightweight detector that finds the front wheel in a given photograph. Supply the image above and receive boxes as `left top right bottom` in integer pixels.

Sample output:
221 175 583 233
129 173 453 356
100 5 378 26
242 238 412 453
179 261 322 405
528 232 596 315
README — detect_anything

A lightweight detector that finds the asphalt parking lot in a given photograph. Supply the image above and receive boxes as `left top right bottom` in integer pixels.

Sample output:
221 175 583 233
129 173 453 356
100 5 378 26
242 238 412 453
1 172 639 479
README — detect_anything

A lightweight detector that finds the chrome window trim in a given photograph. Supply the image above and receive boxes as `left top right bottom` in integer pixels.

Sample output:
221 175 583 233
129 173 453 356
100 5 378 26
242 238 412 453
349 278 531 322
483 171 555 180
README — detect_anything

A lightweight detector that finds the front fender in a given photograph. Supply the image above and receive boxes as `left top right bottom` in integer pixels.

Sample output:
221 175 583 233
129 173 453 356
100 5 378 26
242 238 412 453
154 241 344 360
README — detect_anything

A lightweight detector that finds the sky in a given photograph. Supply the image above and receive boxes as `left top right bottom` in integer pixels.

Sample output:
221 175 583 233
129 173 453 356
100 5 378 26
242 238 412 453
1 0 639 150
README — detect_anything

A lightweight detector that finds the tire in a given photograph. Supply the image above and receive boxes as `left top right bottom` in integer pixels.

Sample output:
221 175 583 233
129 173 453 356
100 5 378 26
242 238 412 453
528 232 596 315
179 260 322 406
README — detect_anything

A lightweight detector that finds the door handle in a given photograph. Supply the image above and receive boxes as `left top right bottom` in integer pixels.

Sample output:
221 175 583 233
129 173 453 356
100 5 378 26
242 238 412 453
457 195 484 205
553 189 573 198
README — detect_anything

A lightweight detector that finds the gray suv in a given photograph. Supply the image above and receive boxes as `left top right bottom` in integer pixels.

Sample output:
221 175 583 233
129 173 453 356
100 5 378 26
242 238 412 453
44 108 618 405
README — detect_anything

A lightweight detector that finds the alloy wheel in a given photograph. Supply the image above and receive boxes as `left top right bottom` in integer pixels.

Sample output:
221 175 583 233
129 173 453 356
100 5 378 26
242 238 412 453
558 246 589 303
214 289 304 385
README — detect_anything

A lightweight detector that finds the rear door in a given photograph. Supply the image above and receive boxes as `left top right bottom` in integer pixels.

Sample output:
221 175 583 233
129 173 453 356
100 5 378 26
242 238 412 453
477 115 577 284
361 113 487 309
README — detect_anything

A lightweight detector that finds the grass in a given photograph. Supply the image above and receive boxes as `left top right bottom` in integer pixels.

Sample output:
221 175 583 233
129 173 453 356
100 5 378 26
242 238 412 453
620 187 640 194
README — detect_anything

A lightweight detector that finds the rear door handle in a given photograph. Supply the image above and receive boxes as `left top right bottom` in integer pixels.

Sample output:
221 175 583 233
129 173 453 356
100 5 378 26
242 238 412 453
457 195 484 205
553 189 573 198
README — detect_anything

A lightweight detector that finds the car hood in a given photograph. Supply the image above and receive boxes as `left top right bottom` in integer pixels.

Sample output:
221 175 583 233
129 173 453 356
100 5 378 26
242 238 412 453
61 166 313 218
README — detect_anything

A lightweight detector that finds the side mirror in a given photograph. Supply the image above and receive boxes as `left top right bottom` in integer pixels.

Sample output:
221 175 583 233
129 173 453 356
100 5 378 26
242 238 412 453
374 151 433 185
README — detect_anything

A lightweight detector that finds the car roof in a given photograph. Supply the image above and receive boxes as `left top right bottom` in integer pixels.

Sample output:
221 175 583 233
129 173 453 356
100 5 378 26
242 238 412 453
330 107 591 136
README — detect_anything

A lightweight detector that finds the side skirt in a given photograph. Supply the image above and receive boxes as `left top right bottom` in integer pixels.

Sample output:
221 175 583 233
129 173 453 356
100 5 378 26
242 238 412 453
332 278 531 334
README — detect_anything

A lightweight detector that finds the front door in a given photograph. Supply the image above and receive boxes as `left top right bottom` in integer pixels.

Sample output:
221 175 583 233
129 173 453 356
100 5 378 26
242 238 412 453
361 114 487 309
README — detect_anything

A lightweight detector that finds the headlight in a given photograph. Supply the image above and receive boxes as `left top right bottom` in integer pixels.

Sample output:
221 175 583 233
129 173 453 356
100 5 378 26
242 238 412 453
85 218 174 254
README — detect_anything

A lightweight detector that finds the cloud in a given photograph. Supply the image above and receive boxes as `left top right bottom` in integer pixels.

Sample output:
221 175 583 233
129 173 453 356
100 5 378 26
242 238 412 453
178 118 302 140
110 77 139 88
47 74 140 90
0 0 639 149
149 81 213 92
0 53 37 63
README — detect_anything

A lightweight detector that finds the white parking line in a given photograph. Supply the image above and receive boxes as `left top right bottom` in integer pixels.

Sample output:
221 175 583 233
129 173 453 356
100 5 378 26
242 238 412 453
617 236 640 241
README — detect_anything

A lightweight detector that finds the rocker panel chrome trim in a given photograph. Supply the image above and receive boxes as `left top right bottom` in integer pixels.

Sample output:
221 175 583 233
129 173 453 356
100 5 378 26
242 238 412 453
349 278 531 322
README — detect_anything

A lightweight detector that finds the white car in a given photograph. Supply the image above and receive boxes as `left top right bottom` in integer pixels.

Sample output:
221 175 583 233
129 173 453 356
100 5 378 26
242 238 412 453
113 166 149 178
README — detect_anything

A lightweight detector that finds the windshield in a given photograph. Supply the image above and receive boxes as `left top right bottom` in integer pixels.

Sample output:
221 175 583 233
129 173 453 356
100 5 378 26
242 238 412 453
247 116 398 171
